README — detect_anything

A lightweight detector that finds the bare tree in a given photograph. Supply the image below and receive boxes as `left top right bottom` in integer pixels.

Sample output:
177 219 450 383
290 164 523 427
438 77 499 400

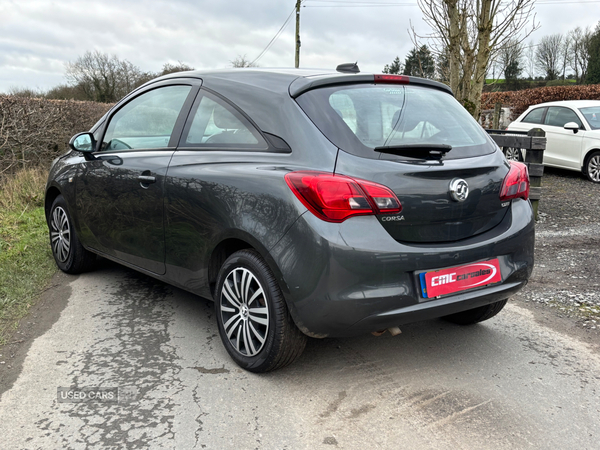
568 26 593 83
417 0 538 118
524 41 536 79
536 34 563 80
560 36 571 80
160 62 195 76
65 51 146 103
230 55 258 68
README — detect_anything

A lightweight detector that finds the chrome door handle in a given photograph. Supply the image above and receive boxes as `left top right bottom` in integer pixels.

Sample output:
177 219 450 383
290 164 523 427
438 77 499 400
138 175 156 183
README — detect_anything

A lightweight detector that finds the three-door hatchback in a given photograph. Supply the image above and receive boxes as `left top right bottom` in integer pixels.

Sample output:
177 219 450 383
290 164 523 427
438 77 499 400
46 68 535 372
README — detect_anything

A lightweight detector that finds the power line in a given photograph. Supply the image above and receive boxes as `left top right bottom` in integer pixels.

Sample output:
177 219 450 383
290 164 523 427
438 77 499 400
250 5 298 66
303 0 600 6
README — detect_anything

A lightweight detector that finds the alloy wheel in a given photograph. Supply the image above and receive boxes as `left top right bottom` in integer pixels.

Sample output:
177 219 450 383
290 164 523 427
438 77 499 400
50 206 71 263
588 154 600 182
505 147 522 161
220 267 269 357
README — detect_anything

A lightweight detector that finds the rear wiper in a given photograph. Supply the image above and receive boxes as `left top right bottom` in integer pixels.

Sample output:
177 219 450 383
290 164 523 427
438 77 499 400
375 144 452 160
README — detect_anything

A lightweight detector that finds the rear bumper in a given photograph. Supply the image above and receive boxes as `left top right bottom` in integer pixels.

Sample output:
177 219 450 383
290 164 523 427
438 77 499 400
270 199 534 338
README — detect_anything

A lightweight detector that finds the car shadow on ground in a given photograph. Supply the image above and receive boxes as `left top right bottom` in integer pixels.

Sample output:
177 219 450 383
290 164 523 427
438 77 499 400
96 257 516 380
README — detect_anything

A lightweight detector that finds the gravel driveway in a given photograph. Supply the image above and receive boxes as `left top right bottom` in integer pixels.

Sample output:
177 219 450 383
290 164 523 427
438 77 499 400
514 166 600 332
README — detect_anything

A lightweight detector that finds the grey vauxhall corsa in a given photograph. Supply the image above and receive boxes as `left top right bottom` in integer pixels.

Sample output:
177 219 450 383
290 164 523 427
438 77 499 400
45 67 534 372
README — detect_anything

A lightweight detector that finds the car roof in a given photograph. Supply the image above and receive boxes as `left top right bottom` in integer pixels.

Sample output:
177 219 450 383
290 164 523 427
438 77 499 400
153 68 453 96
527 100 600 109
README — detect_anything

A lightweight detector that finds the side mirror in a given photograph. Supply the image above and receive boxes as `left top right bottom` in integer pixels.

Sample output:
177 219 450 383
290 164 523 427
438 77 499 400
563 122 580 134
69 132 96 153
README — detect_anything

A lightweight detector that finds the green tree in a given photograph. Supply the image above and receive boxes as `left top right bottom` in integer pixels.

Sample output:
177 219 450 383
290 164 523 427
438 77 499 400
500 39 523 89
403 45 435 79
383 56 402 74
587 23 600 84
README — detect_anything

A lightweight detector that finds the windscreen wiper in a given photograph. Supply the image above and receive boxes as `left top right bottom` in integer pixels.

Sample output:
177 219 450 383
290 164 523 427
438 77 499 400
375 144 452 160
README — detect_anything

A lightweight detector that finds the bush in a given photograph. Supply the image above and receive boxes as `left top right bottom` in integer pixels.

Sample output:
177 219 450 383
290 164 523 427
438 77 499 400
481 84 600 120
0 96 111 180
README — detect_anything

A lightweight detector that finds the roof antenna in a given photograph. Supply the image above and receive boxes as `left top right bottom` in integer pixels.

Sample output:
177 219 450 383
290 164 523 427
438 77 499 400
336 62 360 74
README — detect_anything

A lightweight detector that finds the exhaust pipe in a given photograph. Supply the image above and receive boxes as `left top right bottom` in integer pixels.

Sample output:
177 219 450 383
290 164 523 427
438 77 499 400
371 327 402 337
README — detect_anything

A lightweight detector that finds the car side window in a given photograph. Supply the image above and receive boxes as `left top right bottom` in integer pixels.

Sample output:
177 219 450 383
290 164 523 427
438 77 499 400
521 107 545 124
102 85 192 151
179 91 267 149
544 107 584 128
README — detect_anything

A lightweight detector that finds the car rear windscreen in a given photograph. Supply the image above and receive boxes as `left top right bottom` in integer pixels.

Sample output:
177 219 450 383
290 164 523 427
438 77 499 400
296 84 495 160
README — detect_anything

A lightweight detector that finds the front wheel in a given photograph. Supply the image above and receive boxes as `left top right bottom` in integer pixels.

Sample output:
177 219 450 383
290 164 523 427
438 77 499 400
215 249 307 372
48 195 96 274
442 299 508 325
584 151 600 183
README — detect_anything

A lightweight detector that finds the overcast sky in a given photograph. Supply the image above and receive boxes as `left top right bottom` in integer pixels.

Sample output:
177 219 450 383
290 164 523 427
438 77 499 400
1 0 599 93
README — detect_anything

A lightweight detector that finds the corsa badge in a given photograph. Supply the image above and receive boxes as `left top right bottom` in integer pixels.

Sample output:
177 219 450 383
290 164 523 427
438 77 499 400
449 178 469 202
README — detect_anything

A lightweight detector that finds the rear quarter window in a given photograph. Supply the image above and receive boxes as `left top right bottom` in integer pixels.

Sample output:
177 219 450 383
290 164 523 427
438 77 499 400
296 84 494 160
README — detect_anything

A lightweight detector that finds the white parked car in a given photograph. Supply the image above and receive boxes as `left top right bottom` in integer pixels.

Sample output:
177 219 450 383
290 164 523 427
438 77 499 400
505 100 600 183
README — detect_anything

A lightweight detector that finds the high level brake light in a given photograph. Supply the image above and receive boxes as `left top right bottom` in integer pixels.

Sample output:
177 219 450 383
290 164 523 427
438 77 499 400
374 74 410 84
285 171 402 223
500 161 529 201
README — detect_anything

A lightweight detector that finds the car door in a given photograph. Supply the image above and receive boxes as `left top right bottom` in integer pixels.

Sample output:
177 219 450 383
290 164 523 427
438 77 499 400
542 106 585 169
75 81 199 274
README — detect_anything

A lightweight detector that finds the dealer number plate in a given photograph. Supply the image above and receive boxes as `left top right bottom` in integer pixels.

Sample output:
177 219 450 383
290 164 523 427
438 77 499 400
420 259 502 299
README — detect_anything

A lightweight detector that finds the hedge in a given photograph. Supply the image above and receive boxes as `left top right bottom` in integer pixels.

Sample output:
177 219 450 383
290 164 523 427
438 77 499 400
0 96 111 179
481 84 600 121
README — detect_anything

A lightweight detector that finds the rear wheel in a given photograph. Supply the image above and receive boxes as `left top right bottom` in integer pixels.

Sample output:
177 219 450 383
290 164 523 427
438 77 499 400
48 195 96 274
442 299 508 325
503 147 523 162
584 151 600 183
215 249 307 372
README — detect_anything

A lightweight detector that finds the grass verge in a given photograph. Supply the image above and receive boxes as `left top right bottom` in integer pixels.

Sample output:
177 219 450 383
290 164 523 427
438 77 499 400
0 168 56 346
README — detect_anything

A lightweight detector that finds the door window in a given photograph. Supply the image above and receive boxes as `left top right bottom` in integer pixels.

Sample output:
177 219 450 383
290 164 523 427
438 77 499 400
544 107 583 128
102 85 192 151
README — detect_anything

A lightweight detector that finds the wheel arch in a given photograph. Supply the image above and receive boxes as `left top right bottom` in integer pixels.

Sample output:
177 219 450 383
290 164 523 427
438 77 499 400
45 185 62 220
582 148 600 171
207 233 292 303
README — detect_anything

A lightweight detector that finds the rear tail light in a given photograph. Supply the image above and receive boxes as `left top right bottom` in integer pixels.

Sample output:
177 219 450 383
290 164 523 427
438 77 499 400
285 171 402 223
374 74 409 84
500 161 529 201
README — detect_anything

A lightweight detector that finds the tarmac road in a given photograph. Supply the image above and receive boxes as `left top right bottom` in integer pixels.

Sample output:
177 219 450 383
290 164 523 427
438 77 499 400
0 260 599 450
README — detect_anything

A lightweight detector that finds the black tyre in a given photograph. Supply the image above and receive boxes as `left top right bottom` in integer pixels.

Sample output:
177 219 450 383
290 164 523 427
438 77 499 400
48 195 96 274
503 147 523 162
442 299 508 325
215 249 307 372
584 151 600 183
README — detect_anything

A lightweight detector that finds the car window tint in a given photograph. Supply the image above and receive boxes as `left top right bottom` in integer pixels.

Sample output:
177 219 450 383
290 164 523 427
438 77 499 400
102 85 192 151
522 108 545 124
297 84 492 160
544 106 583 128
180 92 267 149
578 106 600 130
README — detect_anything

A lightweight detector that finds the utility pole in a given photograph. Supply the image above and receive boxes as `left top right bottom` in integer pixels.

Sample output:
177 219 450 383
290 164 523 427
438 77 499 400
295 0 301 68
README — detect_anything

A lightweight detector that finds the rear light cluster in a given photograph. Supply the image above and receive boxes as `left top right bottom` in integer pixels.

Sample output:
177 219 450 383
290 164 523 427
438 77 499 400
285 171 402 223
500 161 529 201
